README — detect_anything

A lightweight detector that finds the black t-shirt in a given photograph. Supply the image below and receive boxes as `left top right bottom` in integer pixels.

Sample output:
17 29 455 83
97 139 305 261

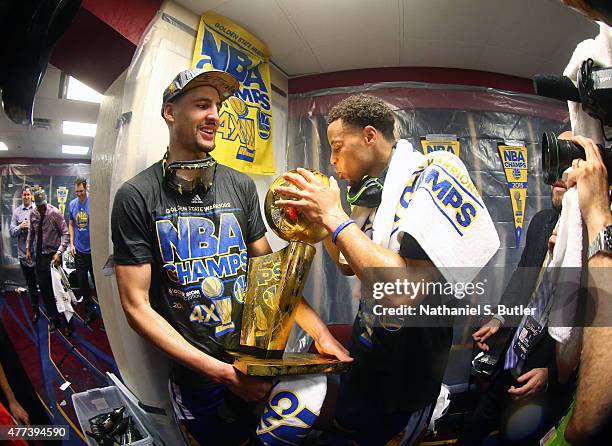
111 161 266 387
348 232 453 412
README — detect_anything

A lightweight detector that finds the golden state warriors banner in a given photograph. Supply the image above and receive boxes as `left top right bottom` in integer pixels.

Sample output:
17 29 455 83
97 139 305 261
56 186 68 215
192 12 274 175
497 142 528 247
420 135 460 158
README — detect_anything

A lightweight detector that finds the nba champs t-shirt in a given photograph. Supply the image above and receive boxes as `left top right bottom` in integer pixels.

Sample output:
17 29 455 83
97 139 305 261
111 161 266 386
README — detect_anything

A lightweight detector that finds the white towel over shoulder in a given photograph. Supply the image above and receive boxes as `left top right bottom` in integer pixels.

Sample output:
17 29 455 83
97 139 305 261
344 140 499 284
392 150 499 284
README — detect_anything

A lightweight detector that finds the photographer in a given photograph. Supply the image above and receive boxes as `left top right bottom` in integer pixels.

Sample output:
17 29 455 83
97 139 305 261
562 135 612 444
458 132 575 445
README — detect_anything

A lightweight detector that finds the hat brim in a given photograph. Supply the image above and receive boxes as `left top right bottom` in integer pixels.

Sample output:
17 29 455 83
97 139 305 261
169 71 239 103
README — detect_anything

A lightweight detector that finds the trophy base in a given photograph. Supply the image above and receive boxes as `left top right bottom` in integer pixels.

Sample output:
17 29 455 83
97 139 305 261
230 352 351 376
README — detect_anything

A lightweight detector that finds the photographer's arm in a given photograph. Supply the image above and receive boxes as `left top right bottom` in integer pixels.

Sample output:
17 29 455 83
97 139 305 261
563 135 612 443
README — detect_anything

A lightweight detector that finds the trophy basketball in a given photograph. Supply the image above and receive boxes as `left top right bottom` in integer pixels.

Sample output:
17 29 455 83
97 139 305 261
231 170 351 376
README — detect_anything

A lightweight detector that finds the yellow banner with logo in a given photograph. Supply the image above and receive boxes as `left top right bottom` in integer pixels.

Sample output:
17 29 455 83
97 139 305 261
56 186 69 215
498 143 528 247
192 12 274 175
420 135 460 158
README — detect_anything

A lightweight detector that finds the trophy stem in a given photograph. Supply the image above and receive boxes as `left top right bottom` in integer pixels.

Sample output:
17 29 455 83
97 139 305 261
240 241 315 357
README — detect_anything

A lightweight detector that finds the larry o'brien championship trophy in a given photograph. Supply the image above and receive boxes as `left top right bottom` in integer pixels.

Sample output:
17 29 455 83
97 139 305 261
231 170 351 376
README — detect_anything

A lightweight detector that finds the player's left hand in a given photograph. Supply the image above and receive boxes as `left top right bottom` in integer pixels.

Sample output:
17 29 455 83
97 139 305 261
508 367 548 400
274 168 348 233
314 332 353 363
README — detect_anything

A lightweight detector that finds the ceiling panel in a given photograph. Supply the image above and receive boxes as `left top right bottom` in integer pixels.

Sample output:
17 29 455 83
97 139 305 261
402 0 501 44
486 0 597 61
399 38 484 69
272 45 321 77
315 37 400 73
0 66 98 160
280 0 400 50
214 0 306 55
476 44 550 79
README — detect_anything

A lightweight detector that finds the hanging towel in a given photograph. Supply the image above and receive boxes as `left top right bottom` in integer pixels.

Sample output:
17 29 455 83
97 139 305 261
51 263 81 322
548 186 583 344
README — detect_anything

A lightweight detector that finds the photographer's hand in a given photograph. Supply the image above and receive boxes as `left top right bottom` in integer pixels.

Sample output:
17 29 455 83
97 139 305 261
473 317 502 351
566 135 611 243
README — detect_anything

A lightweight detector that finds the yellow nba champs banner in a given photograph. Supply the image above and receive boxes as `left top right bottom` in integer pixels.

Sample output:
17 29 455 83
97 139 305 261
192 12 274 175
497 142 528 247
56 186 68 215
420 135 460 157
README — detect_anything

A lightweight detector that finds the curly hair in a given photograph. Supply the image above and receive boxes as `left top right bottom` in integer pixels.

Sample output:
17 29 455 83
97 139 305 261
327 94 395 141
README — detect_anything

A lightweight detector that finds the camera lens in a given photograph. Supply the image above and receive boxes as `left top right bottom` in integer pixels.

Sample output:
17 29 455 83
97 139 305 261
541 133 585 185
541 132 612 185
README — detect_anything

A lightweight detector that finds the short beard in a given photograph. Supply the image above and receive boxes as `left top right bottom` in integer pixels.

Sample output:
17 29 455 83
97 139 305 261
195 141 215 155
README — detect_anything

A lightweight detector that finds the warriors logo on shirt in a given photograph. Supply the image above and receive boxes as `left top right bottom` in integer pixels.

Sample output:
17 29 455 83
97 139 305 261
76 209 88 229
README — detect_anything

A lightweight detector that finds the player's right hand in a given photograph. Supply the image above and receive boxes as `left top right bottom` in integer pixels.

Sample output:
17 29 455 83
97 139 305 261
20 219 29 230
473 317 502 351
225 367 272 402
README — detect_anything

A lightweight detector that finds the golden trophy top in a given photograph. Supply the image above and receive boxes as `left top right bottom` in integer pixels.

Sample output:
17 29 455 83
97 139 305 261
264 169 330 244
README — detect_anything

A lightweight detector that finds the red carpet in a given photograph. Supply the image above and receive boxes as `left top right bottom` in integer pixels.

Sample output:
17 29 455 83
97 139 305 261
0 291 119 445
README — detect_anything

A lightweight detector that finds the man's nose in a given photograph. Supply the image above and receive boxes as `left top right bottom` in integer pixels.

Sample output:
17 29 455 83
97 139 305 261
207 104 220 123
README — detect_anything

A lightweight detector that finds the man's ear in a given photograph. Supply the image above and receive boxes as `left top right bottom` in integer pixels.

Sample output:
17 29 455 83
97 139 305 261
163 102 175 123
363 125 378 145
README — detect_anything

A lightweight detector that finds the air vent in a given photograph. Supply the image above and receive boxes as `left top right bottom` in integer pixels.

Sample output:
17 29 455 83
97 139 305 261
33 118 54 130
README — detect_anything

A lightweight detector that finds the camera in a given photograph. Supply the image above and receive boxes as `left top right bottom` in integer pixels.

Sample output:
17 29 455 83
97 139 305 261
541 132 612 185
534 59 612 129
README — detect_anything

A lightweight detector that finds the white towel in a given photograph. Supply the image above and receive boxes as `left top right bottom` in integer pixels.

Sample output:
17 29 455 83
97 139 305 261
51 264 80 322
548 186 583 344
371 139 424 247
394 150 500 284
342 141 500 284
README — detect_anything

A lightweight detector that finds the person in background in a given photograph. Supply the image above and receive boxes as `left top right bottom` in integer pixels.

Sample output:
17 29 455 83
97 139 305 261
459 161 574 445
9 185 40 322
25 189 69 333
69 176 97 325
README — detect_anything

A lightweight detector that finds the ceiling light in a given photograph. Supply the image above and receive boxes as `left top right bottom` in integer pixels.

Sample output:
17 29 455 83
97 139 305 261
66 76 102 103
62 121 97 137
62 145 89 155
0 142 8 151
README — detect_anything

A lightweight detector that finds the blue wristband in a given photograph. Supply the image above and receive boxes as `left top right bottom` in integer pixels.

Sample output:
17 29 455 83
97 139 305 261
332 219 355 245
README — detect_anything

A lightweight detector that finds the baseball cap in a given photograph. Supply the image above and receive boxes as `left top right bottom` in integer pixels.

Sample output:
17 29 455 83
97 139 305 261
33 189 47 206
161 68 239 115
